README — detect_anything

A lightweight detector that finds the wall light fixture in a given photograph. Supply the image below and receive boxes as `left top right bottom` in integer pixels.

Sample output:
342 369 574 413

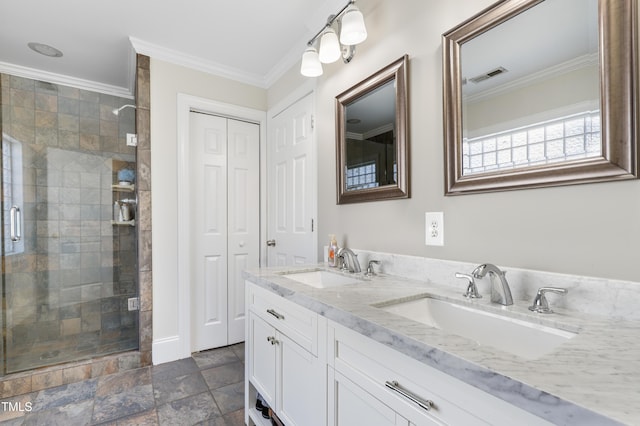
300 0 367 77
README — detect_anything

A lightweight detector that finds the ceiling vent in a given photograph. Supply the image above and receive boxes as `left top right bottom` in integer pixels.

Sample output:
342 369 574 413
469 66 508 84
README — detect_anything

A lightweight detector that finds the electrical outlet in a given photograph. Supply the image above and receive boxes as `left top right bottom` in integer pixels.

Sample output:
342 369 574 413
128 297 140 311
425 212 444 246
126 133 138 147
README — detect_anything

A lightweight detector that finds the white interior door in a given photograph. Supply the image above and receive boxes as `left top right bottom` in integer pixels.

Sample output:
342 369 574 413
191 112 228 351
227 118 260 344
267 93 316 266
190 112 259 351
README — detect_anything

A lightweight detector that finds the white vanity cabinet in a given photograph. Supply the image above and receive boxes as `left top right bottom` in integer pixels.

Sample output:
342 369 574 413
245 282 327 426
328 321 553 426
244 278 554 426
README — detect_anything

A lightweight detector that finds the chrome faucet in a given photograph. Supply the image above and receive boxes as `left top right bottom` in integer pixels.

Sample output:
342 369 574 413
456 272 482 299
365 260 380 277
472 263 513 306
529 287 567 314
336 248 361 273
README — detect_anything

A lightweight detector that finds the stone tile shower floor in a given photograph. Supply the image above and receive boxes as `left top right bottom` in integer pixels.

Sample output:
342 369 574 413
0 344 245 426
6 329 139 374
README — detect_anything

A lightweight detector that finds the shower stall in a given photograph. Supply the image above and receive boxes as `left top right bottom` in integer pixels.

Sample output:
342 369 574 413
1 74 139 375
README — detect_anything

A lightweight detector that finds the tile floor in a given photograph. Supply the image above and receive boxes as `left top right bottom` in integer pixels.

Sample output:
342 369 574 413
0 344 245 426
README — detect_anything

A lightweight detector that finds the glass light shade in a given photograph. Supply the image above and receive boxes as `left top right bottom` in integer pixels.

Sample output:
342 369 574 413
300 47 323 77
319 29 341 63
340 5 367 45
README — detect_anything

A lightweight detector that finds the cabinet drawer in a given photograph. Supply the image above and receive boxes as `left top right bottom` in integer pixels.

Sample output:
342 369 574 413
247 282 318 355
330 321 552 426
329 367 410 426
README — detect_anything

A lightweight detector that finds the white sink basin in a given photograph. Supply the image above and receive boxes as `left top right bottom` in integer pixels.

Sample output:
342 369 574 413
280 269 363 288
377 296 577 360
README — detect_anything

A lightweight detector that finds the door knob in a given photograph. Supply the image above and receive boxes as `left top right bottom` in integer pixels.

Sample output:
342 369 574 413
266 239 276 247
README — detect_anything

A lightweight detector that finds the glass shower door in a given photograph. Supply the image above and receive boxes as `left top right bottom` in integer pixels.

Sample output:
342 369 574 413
1 75 138 375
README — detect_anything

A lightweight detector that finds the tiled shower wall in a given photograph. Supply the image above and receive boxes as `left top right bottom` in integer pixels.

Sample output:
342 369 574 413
136 54 153 368
0 73 138 373
0 54 152 394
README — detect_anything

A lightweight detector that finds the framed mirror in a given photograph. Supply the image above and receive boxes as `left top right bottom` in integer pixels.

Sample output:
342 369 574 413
336 55 409 204
443 0 638 195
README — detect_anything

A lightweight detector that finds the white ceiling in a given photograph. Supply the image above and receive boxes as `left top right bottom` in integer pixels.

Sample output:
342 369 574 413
0 0 349 97
461 0 598 98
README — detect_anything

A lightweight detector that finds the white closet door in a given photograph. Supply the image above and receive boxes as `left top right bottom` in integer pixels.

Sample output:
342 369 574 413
190 112 228 351
190 112 260 351
226 118 259 344
267 93 316 266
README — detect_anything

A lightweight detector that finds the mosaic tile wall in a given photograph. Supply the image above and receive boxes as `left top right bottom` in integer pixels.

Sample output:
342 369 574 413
0 73 138 373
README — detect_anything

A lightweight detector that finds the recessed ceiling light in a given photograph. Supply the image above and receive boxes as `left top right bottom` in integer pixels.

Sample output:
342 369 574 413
28 42 63 58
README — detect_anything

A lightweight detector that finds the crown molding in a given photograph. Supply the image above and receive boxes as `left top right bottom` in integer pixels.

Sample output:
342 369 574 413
129 1 347 89
129 37 272 89
0 61 134 99
346 123 395 141
263 43 306 88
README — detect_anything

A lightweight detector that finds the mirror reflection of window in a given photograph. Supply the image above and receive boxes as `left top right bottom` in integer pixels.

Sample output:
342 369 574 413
462 110 600 174
443 0 636 195
336 55 409 203
460 0 599 176
344 79 397 190
346 161 378 190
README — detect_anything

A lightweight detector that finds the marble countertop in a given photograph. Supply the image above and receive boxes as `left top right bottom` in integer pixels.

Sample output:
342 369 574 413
244 265 640 426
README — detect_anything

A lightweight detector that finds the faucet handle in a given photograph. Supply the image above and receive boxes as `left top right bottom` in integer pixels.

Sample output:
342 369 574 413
365 260 380 277
338 254 349 272
528 287 567 314
456 272 482 299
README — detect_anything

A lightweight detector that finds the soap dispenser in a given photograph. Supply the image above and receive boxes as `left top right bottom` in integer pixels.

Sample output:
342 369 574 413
328 234 338 267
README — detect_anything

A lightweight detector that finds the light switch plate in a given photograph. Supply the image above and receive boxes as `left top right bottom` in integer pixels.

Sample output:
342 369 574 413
425 212 444 246
127 297 140 311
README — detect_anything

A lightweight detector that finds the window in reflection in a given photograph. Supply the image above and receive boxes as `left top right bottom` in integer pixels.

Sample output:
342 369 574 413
346 161 378 190
462 110 600 175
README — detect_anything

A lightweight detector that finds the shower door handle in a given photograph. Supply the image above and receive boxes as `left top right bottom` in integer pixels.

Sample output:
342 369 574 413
10 206 22 242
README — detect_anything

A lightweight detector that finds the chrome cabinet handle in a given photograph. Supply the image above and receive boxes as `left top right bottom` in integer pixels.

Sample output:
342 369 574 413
266 309 285 320
266 336 279 345
10 206 21 242
385 380 434 412
266 239 276 247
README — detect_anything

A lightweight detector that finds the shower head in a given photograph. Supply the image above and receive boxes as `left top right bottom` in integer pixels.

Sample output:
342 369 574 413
112 104 136 115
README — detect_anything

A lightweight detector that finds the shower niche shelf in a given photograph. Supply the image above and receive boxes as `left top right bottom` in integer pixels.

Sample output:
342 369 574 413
112 183 135 192
111 179 136 226
111 219 136 227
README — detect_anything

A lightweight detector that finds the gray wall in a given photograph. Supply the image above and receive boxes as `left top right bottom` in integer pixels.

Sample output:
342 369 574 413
303 0 640 282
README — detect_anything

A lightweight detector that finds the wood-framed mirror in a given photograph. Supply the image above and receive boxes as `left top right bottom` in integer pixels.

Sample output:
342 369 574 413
443 0 638 195
336 55 409 204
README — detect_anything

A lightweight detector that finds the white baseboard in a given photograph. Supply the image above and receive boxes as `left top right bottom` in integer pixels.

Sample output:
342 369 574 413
152 335 184 365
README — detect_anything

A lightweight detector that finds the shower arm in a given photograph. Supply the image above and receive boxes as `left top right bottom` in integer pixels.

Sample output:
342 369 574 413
112 104 136 115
